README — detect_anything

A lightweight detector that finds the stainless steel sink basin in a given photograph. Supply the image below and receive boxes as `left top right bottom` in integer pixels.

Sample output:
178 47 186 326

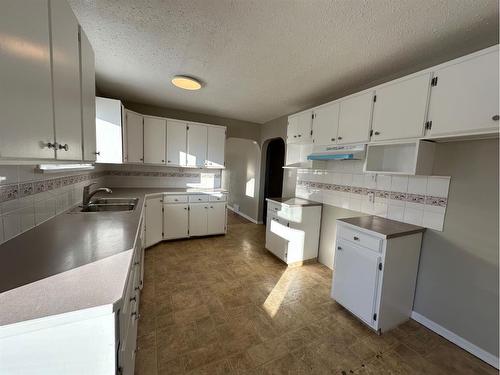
69 197 139 213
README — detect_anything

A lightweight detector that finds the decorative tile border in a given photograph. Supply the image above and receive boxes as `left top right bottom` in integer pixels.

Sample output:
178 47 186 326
297 180 447 207
107 170 202 178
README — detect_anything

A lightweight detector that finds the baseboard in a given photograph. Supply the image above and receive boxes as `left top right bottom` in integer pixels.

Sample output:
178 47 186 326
227 205 262 224
411 311 499 369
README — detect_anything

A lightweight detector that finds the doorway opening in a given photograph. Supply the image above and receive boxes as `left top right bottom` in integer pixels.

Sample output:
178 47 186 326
263 138 285 224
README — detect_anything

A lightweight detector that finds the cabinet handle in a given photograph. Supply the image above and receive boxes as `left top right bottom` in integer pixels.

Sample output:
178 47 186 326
47 142 58 149
337 136 342 140
210 206 213 208
162 159 165 162
297 134 302 137
374 131 380 135
134 261 139 265
337 246 342 250
353 236 359 241
492 115 499 121
130 296 136 302
94 151 101 155
184 207 187 210
167 160 171 163
205 206 208 209
293 135 297 138
58 143 69 151
140 158 143 161
331 138 335 142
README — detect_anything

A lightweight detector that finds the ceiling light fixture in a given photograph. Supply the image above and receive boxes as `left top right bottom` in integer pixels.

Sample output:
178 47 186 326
171 75 202 90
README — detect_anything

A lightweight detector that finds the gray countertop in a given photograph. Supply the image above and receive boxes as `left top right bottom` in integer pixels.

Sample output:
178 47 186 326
338 215 425 239
0 187 226 326
266 197 322 207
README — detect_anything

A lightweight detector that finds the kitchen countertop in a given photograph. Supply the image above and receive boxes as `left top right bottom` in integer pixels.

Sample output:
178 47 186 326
338 215 425 239
266 197 322 207
0 187 226 327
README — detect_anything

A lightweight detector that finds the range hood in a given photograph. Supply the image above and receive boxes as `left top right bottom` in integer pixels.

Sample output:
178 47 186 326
307 144 366 161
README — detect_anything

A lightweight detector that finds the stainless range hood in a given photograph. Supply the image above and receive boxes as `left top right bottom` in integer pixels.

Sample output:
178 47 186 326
307 144 366 161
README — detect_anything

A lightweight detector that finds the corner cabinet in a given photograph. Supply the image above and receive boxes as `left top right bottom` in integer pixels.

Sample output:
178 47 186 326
331 219 424 333
426 48 499 138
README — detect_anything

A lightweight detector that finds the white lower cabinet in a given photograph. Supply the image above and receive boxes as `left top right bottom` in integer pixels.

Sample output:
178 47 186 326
207 202 227 235
188 202 227 237
264 199 322 265
145 196 163 247
331 219 423 333
163 203 189 239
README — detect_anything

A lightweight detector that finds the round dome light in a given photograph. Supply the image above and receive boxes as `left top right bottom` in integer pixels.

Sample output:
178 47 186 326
171 75 202 90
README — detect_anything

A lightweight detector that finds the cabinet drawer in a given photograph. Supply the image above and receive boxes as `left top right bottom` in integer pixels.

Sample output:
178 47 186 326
163 194 188 203
339 226 382 252
209 194 227 202
267 201 281 213
189 194 209 203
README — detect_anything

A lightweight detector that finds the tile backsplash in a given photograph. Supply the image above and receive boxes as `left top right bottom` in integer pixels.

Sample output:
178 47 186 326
0 163 221 245
295 167 451 231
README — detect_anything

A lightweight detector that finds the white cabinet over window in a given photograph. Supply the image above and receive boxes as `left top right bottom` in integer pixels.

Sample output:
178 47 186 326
371 73 431 142
312 102 339 145
337 91 374 145
187 123 207 167
51 0 82 161
166 120 187 166
0 0 55 160
143 116 166 164
206 126 226 168
426 48 499 137
96 97 123 163
125 110 144 163
79 27 96 161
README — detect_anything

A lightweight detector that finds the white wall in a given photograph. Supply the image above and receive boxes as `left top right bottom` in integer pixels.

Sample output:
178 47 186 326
223 138 261 222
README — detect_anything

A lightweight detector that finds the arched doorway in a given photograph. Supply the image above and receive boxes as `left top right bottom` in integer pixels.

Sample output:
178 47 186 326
263 138 285 223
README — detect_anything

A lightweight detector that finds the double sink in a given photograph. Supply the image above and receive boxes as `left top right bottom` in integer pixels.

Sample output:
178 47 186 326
69 198 139 213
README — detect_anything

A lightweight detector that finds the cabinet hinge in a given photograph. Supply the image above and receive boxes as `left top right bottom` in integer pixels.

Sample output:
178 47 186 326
373 313 377 321
162 232 164 237
310 130 313 136
311 113 314 120
369 129 373 137
78 29 81 42
187 125 189 130
373 95 377 103
425 121 433 130
162 207 164 213
378 263 382 271
431 76 438 87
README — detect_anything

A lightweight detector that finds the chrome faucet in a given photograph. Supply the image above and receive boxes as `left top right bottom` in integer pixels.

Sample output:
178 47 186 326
82 183 112 209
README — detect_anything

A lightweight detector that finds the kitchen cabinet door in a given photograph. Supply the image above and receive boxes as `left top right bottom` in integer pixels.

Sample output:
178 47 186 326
95 97 123 163
206 126 226 168
163 204 189 239
296 111 313 144
207 202 226 235
143 116 166 164
337 91 374 144
145 197 162 247
51 0 82 161
427 49 499 137
287 116 299 144
187 124 207 167
265 213 288 262
79 27 97 161
189 203 208 236
0 0 55 160
332 240 381 326
312 102 339 145
125 111 144 163
371 73 431 141
166 120 187 166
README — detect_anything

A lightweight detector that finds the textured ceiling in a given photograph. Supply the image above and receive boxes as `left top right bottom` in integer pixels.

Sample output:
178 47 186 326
68 0 498 124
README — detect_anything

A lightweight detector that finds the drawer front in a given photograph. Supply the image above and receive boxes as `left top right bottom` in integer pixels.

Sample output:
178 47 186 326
163 194 188 203
339 226 382 252
209 194 227 202
189 194 209 203
267 201 281 213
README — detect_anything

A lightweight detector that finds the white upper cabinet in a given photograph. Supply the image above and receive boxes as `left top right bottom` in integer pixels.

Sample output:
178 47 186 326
337 91 374 145
206 126 226 168
288 111 312 144
0 0 55 159
51 0 82 161
187 123 207 167
125 111 144 163
166 120 187 167
371 73 431 142
79 27 96 161
143 116 166 164
426 48 499 137
96 97 123 164
312 102 339 145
